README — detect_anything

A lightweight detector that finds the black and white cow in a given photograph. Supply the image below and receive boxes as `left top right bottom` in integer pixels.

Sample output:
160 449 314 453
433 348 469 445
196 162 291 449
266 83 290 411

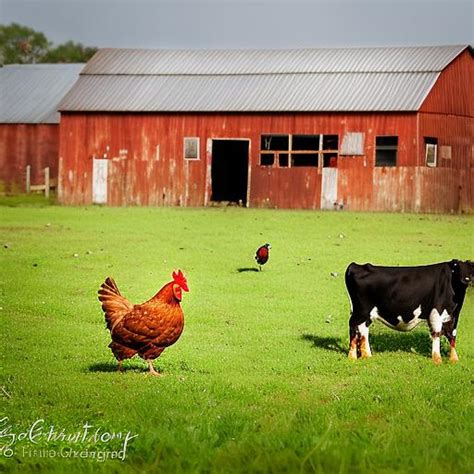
345 260 474 364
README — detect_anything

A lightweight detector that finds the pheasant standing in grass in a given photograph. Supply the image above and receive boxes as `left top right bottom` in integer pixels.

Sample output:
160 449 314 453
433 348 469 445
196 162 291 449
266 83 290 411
255 243 271 271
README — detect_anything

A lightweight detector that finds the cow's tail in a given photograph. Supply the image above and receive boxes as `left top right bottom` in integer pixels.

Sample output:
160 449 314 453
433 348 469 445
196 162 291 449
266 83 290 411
345 263 356 315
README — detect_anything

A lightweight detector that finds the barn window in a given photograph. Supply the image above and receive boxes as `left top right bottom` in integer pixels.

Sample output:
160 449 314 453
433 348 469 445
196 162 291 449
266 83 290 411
340 132 365 155
184 137 200 160
375 136 398 167
260 134 338 168
260 135 289 167
322 135 338 168
424 137 438 167
292 135 319 167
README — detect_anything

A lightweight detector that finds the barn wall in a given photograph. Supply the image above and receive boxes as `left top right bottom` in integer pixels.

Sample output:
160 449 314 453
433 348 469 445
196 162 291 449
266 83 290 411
58 110 472 212
0 124 59 193
417 113 473 170
338 167 472 213
420 50 473 117
58 112 420 208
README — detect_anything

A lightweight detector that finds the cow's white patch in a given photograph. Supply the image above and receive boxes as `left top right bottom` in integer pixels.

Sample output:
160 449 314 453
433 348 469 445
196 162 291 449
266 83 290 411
357 322 369 338
440 309 451 324
357 322 372 357
431 333 441 362
369 306 379 321
453 328 457 337
370 306 423 332
413 305 422 318
429 309 451 333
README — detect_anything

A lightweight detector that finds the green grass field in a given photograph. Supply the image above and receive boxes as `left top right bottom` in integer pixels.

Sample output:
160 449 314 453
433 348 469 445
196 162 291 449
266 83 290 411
1 195 473 473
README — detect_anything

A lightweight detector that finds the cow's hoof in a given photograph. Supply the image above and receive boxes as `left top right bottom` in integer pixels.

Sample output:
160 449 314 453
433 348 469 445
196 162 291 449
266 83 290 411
449 349 459 363
348 349 358 360
432 353 442 365
360 351 372 359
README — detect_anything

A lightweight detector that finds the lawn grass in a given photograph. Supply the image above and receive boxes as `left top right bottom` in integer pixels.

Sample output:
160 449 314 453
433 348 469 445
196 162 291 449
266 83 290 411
1 197 473 473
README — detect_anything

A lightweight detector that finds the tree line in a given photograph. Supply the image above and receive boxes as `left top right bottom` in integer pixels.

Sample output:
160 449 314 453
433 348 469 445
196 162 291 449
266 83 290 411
0 23 98 65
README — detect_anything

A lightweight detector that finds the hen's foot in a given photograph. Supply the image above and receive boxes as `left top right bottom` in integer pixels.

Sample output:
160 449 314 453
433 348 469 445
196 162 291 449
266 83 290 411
147 360 161 377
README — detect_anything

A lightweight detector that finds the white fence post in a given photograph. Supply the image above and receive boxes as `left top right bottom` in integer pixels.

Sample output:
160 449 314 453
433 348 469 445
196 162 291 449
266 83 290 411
44 167 50 198
26 165 31 193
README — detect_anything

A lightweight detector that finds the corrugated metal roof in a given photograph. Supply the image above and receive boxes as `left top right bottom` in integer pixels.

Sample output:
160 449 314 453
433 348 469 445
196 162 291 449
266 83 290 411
59 72 440 112
0 64 85 123
59 45 468 113
82 45 466 75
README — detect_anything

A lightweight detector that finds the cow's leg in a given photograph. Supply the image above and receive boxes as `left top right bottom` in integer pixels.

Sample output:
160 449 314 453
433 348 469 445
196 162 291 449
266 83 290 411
442 318 459 363
348 319 359 360
449 337 459 363
358 321 372 358
429 309 445 365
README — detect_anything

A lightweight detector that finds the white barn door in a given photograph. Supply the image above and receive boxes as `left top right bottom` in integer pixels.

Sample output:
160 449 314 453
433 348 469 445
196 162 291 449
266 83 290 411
321 168 338 210
92 158 108 204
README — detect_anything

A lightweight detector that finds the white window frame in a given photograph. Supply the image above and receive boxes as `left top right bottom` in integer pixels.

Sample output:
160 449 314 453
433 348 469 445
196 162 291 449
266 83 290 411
425 143 438 168
184 137 200 160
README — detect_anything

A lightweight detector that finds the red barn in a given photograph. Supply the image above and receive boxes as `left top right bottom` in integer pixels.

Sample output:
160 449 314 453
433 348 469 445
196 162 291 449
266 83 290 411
58 45 473 212
0 64 84 194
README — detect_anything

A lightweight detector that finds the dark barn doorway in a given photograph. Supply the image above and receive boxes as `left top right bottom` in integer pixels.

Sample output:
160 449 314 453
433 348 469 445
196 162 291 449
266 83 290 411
211 140 249 205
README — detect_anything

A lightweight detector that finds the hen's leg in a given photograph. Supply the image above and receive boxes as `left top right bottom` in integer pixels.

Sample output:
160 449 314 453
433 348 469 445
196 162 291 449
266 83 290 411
140 346 165 376
146 360 161 376
109 342 136 372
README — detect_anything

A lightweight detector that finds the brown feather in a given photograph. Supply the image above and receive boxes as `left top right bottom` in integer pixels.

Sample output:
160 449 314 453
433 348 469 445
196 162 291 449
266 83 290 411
98 277 134 331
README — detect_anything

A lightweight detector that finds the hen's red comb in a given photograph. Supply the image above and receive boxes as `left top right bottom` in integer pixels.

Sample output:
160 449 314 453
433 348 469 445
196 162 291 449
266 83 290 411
172 270 189 292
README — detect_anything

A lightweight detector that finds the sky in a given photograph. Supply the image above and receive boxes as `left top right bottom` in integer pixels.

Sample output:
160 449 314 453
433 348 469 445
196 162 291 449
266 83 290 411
2 0 473 50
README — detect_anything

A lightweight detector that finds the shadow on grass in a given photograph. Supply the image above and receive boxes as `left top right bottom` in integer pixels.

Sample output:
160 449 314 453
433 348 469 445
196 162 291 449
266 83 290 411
237 267 259 273
87 361 147 373
302 331 432 356
301 334 346 354
87 360 211 375
370 331 432 356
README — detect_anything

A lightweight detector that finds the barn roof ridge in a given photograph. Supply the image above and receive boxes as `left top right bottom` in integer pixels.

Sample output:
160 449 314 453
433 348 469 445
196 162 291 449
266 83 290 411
80 44 468 76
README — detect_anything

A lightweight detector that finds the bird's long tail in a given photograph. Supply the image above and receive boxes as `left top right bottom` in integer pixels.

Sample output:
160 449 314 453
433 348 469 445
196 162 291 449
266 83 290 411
98 277 133 332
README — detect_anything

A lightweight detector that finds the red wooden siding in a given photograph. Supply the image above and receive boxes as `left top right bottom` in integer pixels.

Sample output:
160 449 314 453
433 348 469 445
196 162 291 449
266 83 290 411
420 49 473 117
59 112 422 207
418 113 473 170
0 124 59 193
339 167 471 213
251 167 322 209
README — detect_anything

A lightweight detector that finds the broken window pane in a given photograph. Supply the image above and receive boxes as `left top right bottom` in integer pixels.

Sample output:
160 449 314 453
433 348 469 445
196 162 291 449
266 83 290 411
261 135 289 151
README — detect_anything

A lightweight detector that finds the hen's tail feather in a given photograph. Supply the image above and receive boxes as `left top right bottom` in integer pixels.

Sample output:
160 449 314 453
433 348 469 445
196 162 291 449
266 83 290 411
98 277 134 332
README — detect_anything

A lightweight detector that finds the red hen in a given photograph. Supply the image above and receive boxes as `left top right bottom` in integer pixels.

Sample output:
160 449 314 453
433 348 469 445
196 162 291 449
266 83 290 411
98 270 189 376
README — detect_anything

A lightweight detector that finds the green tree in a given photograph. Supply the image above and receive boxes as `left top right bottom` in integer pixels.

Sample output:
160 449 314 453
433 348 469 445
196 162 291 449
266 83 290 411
41 40 97 63
0 23 51 64
0 23 98 65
